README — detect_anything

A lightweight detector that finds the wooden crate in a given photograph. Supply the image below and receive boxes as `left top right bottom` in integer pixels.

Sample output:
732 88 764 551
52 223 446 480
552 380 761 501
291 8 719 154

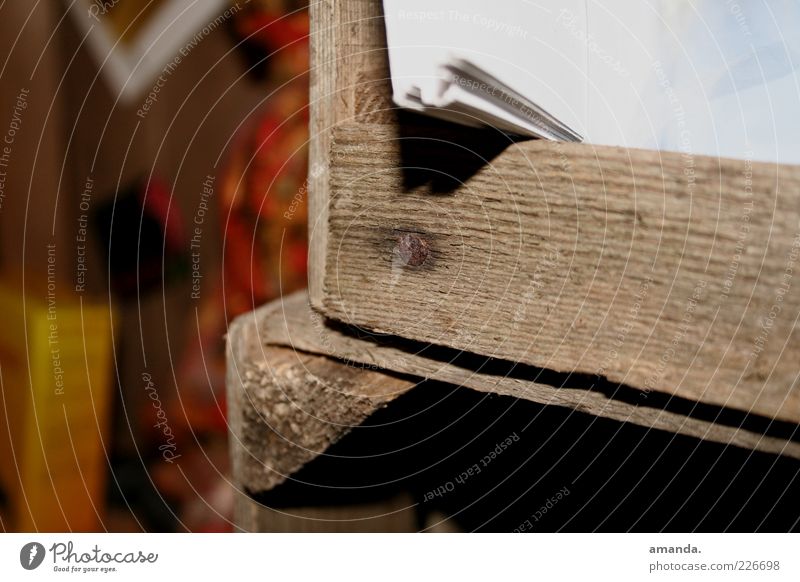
228 0 800 519
308 0 800 425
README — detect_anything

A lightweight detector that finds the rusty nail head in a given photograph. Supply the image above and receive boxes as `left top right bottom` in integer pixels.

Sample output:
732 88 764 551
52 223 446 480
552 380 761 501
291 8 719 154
397 233 429 266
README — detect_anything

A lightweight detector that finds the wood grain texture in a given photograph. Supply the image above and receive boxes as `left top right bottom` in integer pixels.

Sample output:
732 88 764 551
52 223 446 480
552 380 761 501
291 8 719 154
259 291 800 460
321 123 800 424
308 0 389 310
226 305 414 493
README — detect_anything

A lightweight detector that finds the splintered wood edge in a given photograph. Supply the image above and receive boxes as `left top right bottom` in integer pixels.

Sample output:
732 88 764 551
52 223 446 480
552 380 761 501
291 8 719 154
226 306 415 494
307 0 334 311
253 290 800 462
308 0 390 310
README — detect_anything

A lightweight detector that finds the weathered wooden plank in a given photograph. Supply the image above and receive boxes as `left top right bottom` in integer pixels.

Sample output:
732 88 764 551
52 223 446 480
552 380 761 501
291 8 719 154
226 304 414 493
308 0 389 310
259 291 800 460
321 123 800 424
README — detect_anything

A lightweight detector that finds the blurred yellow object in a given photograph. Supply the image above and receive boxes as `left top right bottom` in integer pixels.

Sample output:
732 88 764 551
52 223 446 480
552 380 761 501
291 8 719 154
0 280 115 532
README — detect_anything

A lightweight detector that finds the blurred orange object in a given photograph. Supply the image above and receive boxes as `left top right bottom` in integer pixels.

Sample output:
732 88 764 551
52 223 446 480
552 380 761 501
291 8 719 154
221 0 309 316
0 280 115 532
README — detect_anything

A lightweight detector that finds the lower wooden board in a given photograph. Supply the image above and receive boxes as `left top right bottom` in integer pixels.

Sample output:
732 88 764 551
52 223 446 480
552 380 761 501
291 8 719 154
226 302 415 494
226 291 800 498
321 122 800 424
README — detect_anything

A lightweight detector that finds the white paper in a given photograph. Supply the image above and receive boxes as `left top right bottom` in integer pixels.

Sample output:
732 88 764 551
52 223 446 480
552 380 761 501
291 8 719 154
383 0 800 164
382 0 587 140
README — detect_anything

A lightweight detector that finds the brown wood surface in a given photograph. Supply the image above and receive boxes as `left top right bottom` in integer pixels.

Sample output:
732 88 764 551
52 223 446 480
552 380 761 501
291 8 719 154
307 0 800 425
321 123 800 425
308 0 389 310
226 303 415 494
259 291 800 460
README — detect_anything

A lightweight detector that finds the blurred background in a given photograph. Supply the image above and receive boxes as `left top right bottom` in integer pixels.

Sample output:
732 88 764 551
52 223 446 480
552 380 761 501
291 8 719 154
0 0 309 532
